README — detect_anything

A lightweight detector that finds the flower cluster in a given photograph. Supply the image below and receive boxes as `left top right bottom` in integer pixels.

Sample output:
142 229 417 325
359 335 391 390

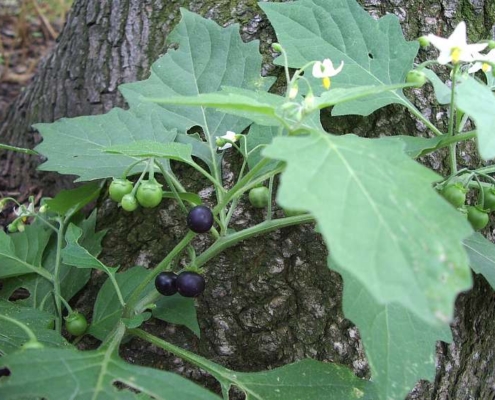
426 21 494 73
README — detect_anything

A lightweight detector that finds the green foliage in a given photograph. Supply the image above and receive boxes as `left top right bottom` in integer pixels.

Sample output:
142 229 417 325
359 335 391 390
259 0 419 116
264 132 472 324
3 0 495 399
340 270 451 400
0 222 52 279
0 300 70 355
0 347 219 400
455 76 495 160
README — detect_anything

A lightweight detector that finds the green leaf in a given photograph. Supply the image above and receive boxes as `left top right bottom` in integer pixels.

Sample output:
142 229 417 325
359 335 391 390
104 141 194 163
0 212 105 314
264 131 472 324
0 347 220 400
119 8 275 168
153 295 200 338
0 222 52 279
260 0 418 116
463 232 495 290
379 135 444 158
44 181 102 217
339 268 451 400
162 191 201 206
423 68 451 104
235 359 376 399
62 224 118 276
455 76 495 160
0 300 70 355
34 108 178 181
131 329 377 399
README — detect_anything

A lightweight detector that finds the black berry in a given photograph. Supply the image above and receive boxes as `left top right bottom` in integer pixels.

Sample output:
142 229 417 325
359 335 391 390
0 367 11 377
155 272 178 296
187 205 213 233
176 271 205 297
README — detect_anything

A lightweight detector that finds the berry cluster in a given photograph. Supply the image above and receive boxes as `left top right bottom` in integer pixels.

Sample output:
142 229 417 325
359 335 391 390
441 183 495 230
109 178 163 211
155 271 206 297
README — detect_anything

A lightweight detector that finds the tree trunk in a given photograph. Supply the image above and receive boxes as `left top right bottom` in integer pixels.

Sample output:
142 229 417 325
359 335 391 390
1 0 495 398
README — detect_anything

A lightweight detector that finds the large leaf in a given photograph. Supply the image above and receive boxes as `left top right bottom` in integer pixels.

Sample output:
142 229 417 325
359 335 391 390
260 0 418 116
131 329 377 399
0 347 219 400
34 108 178 182
380 135 444 159
0 222 52 279
264 131 472 324
455 76 495 160
463 232 495 290
0 300 70 355
339 268 451 400
119 8 275 168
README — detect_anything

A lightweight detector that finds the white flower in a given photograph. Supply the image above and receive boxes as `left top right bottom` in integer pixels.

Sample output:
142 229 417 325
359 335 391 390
427 21 487 65
216 131 239 151
468 49 495 73
312 58 344 89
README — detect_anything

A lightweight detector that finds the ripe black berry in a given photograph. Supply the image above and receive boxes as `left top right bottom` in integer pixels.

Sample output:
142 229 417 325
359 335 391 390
176 271 205 297
0 367 11 377
187 205 213 233
155 272 178 296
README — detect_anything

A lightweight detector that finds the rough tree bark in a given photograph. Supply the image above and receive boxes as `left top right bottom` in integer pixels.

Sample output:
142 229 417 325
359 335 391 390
1 0 495 398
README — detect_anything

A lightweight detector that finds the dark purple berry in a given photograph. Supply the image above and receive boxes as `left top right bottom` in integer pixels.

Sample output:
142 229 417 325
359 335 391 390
176 271 205 297
187 205 213 233
0 367 10 377
155 272 178 296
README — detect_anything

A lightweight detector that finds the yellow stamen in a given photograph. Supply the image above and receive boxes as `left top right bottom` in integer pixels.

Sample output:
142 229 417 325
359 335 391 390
451 47 461 64
482 62 491 72
322 77 331 90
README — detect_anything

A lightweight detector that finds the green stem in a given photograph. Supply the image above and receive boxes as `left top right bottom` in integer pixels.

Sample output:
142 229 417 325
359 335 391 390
52 217 65 333
448 65 460 174
267 176 275 221
0 143 38 155
122 159 147 178
130 327 232 376
154 160 188 214
195 214 314 268
214 159 283 215
403 102 443 137
124 231 196 317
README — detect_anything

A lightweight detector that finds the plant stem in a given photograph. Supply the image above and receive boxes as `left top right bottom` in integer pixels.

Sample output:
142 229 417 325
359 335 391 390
124 231 196 316
195 214 314 268
52 217 65 333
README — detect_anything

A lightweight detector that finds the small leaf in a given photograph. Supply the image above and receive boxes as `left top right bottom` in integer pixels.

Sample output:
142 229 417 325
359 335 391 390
0 347 220 400
260 0 418 116
153 295 200 338
264 131 472 324
43 181 102 217
0 222 52 279
423 68 451 104
463 232 495 290
121 312 152 329
62 224 118 276
379 135 444 158
455 76 495 160
0 300 70 354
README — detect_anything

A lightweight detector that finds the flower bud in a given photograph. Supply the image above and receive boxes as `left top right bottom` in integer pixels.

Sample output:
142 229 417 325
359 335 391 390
418 36 430 48
271 42 283 52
